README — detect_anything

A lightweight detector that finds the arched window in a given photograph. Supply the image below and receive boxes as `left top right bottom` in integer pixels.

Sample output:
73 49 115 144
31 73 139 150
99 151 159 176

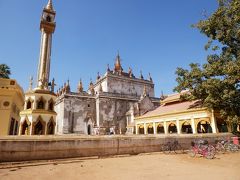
46 16 51 22
47 118 55 135
37 97 45 110
48 99 54 111
34 116 46 135
27 100 32 109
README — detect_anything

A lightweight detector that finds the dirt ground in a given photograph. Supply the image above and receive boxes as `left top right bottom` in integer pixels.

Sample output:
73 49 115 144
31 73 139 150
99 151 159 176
0 152 239 180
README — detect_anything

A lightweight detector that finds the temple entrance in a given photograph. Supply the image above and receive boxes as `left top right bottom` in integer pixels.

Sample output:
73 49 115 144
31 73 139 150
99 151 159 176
181 121 193 134
197 120 212 133
86 118 93 135
147 125 154 134
157 124 164 134
139 126 144 134
47 120 55 135
21 120 30 135
34 120 44 135
87 124 91 135
168 123 177 134
217 119 228 132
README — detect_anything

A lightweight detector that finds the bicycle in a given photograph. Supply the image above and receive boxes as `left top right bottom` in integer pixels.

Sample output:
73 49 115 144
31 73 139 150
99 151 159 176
188 140 215 159
161 140 184 154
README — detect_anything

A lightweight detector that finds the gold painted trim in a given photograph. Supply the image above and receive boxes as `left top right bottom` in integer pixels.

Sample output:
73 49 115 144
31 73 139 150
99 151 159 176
135 107 209 121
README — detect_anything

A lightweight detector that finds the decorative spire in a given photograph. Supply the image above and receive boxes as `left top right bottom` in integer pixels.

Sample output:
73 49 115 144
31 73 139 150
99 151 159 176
97 72 101 80
128 67 133 78
45 0 54 11
89 79 95 95
65 79 71 93
51 78 56 92
140 70 144 80
107 64 110 72
29 76 33 91
114 52 123 73
148 73 153 82
77 79 83 93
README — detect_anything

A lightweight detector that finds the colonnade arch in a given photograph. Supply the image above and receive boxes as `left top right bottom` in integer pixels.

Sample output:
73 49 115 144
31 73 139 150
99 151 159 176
197 120 212 133
138 125 144 134
168 123 177 134
33 116 46 135
157 123 164 134
21 118 31 135
181 121 193 134
147 124 154 134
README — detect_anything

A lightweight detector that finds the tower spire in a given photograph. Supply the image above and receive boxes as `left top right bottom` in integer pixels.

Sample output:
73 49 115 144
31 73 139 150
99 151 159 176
45 0 54 11
114 52 123 73
37 0 56 89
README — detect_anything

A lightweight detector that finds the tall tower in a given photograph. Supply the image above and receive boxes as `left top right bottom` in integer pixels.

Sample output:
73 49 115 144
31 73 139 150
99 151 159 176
37 0 56 89
19 0 57 136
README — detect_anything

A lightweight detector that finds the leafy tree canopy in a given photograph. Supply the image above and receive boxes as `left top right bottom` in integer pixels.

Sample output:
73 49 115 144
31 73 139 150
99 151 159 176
174 0 240 131
0 64 11 79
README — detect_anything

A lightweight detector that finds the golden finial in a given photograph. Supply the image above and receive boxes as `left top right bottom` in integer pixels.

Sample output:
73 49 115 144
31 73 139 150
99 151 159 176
45 0 54 11
78 79 83 93
114 52 123 73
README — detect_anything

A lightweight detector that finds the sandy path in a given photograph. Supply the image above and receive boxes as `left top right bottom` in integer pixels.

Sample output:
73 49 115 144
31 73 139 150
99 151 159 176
0 152 239 180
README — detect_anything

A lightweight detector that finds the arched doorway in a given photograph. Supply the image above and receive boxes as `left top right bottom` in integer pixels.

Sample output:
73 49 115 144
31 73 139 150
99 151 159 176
21 120 30 135
147 124 154 134
138 125 144 134
197 120 212 133
181 121 193 134
47 120 55 135
168 123 177 134
34 121 44 135
216 118 228 132
157 124 164 134
86 118 93 135
87 124 91 135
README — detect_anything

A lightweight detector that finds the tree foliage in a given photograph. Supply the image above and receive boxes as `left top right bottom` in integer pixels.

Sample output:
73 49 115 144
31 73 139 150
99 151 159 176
0 64 11 79
174 0 240 131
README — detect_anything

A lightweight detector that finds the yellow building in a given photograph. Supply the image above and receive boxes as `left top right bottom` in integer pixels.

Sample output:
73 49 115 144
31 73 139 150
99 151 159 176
19 0 57 135
0 78 24 135
135 92 231 135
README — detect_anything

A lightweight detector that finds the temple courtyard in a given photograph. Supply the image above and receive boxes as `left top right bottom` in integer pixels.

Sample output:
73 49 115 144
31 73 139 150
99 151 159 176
0 152 239 180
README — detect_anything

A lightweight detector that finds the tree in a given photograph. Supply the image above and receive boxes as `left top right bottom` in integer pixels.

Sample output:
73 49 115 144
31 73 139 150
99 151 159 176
0 64 11 79
174 0 240 132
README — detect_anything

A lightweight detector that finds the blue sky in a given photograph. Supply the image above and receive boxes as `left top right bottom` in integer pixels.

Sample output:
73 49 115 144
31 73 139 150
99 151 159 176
0 0 218 96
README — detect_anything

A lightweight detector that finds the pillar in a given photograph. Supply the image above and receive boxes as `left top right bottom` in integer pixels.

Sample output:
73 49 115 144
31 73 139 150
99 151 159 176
211 110 217 133
153 122 156 134
176 119 181 134
191 117 196 134
136 124 138 134
144 123 147 135
164 121 168 134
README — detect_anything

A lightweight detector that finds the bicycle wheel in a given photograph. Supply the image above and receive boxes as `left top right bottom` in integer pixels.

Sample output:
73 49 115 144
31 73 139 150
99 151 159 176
205 150 215 159
229 144 239 152
161 144 171 154
174 144 184 154
188 148 196 157
215 143 225 154
205 145 215 159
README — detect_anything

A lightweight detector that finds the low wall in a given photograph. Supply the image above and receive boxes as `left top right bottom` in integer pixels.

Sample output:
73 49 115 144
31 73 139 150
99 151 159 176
0 133 233 162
